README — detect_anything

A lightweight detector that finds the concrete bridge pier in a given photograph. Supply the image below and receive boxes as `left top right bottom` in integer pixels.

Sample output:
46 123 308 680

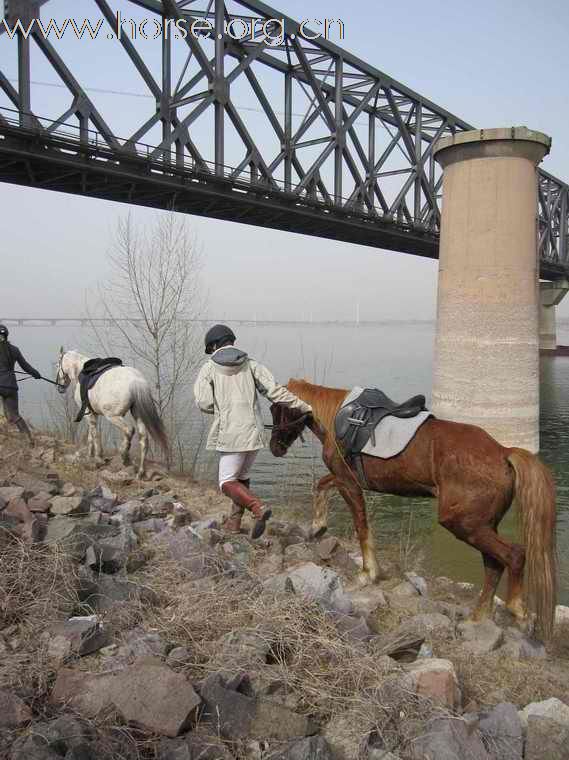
539 280 569 351
432 127 551 453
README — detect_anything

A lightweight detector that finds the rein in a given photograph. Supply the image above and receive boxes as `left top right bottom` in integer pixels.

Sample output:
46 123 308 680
15 370 65 388
267 412 312 444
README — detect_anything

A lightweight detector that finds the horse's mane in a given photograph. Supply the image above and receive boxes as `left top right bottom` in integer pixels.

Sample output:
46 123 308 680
287 378 349 441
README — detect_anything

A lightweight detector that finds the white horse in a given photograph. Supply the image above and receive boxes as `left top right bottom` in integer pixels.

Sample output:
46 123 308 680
56 349 169 478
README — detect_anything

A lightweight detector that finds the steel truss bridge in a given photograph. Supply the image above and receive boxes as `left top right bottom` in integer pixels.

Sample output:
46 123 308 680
0 0 568 278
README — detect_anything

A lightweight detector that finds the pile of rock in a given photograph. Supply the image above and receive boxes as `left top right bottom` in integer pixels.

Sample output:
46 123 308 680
2 446 569 760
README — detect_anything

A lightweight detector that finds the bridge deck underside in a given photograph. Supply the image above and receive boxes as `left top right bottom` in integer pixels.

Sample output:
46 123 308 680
2 129 567 280
0 129 440 258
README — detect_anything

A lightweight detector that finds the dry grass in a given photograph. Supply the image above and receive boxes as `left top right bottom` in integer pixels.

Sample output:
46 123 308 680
0 536 81 697
139 552 460 758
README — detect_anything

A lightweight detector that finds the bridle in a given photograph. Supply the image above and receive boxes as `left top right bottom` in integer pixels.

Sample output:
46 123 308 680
55 353 70 394
269 410 312 447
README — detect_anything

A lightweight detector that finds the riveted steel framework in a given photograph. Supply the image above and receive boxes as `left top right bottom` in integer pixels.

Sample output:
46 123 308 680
0 0 568 277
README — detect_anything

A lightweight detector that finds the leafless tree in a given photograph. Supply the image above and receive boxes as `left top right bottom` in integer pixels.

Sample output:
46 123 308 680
87 211 206 469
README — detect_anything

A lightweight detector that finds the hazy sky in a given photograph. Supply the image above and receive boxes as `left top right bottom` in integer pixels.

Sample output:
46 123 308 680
1 0 569 321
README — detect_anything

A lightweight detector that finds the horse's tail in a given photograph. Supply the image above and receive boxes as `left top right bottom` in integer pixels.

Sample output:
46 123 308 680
131 383 170 458
507 447 557 640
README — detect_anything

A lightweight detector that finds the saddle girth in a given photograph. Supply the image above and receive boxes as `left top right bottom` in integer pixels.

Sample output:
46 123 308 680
75 357 123 423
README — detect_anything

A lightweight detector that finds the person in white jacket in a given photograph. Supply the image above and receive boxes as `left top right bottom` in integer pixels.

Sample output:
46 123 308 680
194 324 312 538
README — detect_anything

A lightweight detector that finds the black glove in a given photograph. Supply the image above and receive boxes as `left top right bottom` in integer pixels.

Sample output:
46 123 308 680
31 370 41 380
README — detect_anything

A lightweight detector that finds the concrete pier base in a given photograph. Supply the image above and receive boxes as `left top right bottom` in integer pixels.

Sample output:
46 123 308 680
539 280 569 351
432 127 551 453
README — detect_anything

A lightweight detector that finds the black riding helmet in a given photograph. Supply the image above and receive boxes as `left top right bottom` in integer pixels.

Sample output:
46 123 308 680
204 324 236 354
0 325 8 339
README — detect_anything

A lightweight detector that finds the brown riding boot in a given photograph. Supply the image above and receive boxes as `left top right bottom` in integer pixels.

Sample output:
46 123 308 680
221 480 272 539
224 503 245 533
223 478 253 533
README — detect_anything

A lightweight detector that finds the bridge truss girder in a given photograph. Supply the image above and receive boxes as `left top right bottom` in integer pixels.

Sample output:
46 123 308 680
0 0 568 276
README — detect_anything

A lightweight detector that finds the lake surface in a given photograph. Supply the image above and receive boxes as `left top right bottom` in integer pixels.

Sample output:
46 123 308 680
11 321 569 604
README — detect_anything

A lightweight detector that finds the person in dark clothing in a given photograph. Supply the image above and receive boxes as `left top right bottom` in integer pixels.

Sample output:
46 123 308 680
0 325 41 444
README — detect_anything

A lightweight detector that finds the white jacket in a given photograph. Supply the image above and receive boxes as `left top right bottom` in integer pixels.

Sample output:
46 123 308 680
193 346 312 452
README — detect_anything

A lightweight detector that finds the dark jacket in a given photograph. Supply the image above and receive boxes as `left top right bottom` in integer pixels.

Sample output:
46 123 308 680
0 342 40 392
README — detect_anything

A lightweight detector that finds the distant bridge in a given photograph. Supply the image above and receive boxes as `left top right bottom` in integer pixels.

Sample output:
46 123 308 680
0 317 433 328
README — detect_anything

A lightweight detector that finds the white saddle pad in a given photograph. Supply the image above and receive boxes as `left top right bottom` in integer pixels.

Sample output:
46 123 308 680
340 387 432 459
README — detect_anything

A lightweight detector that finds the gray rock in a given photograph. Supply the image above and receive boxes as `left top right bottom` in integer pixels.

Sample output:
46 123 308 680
10 734 63 760
479 703 522 760
145 494 175 516
112 658 201 736
284 543 315 565
201 673 315 740
80 575 158 613
190 518 220 536
117 627 168 662
332 613 373 643
322 714 363 760
100 468 135 486
400 658 462 710
50 496 91 517
0 486 25 503
405 613 453 635
519 697 569 728
27 492 53 513
158 733 234 760
405 572 428 596
0 688 32 729
52 658 201 737
525 716 569 760
265 563 353 614
372 624 425 662
168 502 194 528
500 631 546 660
133 517 167 536
115 499 145 523
34 715 91 752
273 737 334 760
167 647 191 667
48 616 109 661
349 587 389 619
411 717 489 760
152 529 225 578
85 525 138 574
45 516 119 561
457 619 504 654
213 630 270 671
390 580 420 599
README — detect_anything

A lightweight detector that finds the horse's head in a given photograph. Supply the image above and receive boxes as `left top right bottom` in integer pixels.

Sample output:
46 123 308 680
55 347 71 394
269 404 311 457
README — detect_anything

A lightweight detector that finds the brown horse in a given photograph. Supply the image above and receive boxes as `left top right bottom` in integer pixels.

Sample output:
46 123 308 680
269 379 557 640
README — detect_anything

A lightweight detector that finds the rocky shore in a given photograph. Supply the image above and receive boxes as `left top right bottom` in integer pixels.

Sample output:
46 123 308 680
1 425 569 760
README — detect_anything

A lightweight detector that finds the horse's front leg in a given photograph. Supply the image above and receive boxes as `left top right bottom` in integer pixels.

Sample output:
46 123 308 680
87 414 104 465
311 474 336 539
107 415 135 468
335 477 380 585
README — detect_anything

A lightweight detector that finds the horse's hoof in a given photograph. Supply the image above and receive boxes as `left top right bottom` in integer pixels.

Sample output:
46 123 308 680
357 570 373 587
137 470 147 480
310 525 328 540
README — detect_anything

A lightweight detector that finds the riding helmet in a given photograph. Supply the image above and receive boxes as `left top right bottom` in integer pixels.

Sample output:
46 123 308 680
0 325 8 338
204 324 236 354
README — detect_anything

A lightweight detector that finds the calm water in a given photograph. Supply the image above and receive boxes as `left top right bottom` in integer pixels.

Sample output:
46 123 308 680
11 321 569 604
